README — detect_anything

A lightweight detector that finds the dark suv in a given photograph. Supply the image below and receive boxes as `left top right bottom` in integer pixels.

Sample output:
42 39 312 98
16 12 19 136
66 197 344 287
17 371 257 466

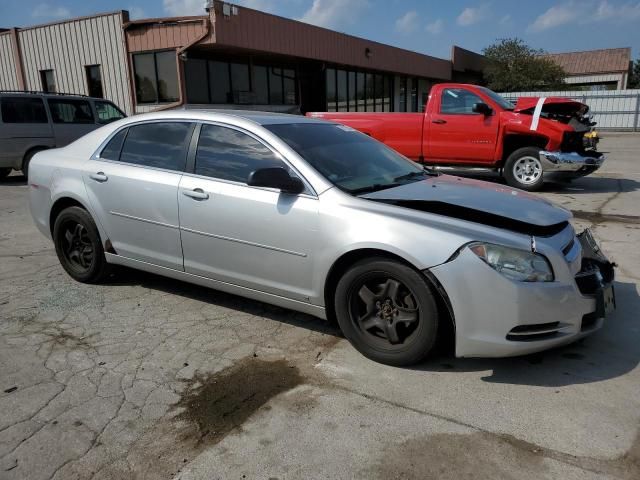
0 91 126 180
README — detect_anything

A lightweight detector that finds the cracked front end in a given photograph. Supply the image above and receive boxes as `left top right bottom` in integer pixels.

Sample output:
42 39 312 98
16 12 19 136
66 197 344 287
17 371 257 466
428 227 615 358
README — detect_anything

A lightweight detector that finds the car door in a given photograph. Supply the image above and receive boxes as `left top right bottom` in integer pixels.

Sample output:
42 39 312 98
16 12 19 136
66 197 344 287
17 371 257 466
47 98 99 146
83 121 194 270
178 123 320 303
426 87 499 164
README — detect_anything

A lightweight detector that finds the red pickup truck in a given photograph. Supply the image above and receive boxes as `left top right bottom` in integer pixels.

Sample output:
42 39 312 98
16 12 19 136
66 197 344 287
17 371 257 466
308 83 604 191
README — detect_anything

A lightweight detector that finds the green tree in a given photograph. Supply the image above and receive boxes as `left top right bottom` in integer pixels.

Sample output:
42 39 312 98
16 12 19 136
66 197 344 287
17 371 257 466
482 38 566 92
628 59 640 89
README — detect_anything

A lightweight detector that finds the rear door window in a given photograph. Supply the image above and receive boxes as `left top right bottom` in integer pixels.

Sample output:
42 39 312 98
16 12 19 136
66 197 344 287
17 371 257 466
99 128 128 161
95 101 125 124
119 122 193 171
0 97 48 123
48 99 95 124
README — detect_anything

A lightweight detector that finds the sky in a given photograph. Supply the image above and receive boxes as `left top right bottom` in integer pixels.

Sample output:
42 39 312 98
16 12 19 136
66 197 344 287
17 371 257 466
1 0 638 60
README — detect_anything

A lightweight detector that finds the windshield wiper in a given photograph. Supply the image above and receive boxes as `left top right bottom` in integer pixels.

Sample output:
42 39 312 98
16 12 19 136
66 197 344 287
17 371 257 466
349 183 402 195
393 171 427 182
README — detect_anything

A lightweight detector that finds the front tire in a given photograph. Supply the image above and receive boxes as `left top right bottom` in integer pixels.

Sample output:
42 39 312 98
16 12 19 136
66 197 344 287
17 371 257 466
334 258 439 366
504 146 544 191
0 168 11 180
53 206 110 283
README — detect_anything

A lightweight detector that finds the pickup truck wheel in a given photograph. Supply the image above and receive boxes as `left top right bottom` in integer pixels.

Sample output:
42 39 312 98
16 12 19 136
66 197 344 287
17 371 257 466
334 258 439 366
504 147 544 191
53 206 110 284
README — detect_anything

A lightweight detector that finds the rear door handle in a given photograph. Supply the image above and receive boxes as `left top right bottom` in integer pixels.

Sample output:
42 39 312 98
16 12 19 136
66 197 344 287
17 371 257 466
432 119 447 124
183 188 209 200
90 172 108 182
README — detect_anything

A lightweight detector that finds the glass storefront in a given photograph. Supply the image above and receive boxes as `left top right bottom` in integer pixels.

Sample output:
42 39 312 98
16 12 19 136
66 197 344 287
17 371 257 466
185 58 297 105
326 67 392 112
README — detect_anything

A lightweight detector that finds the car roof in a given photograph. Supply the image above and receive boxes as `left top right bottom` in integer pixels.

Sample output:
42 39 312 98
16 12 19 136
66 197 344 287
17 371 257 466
121 109 330 127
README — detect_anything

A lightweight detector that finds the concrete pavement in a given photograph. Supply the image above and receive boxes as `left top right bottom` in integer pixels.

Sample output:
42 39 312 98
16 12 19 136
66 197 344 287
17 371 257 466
0 134 638 479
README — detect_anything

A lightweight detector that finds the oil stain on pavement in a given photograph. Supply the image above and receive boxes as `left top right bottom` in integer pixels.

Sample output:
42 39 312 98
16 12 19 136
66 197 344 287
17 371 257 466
175 358 304 445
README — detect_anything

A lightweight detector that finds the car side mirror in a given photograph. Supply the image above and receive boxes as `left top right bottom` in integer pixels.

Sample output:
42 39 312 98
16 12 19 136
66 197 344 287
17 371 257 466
472 102 493 115
247 167 305 194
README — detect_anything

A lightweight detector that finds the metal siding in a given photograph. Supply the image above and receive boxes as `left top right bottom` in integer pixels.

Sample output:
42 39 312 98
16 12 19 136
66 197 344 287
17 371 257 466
125 21 207 52
0 33 19 89
211 5 451 80
12 13 133 114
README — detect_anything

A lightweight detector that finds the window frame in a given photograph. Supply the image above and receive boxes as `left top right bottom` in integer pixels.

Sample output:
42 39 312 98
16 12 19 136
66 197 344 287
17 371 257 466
93 120 196 174
183 121 316 197
132 50 179 105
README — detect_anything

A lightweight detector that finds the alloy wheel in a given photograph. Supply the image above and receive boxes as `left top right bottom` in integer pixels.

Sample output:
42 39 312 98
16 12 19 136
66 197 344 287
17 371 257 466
61 221 95 272
349 275 420 348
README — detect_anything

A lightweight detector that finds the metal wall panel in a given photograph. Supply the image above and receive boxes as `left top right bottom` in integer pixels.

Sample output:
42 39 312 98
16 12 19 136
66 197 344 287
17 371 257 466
15 12 133 114
0 32 19 90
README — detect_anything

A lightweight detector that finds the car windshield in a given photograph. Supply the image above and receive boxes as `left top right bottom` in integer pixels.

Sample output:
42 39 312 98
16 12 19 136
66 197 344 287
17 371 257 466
264 123 430 194
479 87 514 111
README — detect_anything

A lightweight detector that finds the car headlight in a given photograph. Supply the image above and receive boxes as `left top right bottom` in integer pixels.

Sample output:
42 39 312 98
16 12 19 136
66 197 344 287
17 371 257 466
469 242 554 282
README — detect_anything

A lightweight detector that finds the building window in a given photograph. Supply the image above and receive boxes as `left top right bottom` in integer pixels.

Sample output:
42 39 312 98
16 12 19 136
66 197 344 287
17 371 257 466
399 76 407 112
85 65 103 98
209 61 231 103
184 58 297 106
40 70 56 93
326 68 392 113
337 70 347 112
252 65 269 104
133 51 178 104
348 71 356 111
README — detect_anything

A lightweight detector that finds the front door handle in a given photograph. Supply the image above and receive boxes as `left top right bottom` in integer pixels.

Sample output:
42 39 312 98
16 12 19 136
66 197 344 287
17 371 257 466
90 172 108 182
183 188 209 200
432 119 447 124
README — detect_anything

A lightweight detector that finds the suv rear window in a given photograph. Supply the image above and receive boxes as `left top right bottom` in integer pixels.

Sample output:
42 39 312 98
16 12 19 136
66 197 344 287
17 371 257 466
48 99 94 124
1 97 48 123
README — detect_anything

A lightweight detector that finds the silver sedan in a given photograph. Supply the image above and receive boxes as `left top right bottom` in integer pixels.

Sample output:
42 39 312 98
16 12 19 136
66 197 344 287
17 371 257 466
28 111 616 365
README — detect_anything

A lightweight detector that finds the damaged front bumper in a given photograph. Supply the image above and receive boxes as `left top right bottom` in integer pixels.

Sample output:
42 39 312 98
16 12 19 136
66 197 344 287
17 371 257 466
539 150 605 175
428 228 615 358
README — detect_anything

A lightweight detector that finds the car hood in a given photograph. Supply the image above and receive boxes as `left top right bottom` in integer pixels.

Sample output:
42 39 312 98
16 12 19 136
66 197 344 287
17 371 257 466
361 175 572 236
513 96 588 115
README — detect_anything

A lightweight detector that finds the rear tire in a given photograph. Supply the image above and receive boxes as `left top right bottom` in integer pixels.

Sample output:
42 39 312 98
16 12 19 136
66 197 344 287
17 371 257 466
504 146 544 191
53 206 110 283
22 148 46 181
334 258 439 366
0 168 11 180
